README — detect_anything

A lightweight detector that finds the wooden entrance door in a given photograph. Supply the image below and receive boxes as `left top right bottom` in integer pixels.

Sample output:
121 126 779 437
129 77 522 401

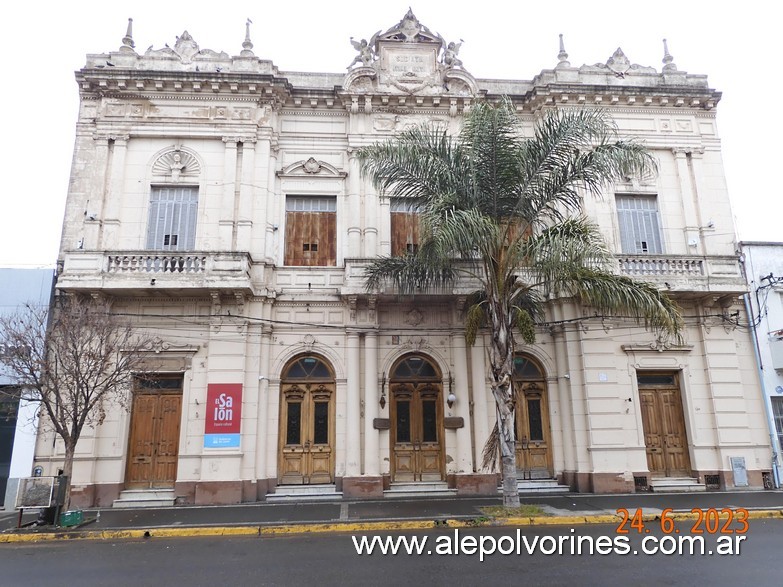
513 356 553 479
638 372 691 476
126 376 183 489
391 383 444 482
279 383 335 484
515 382 553 479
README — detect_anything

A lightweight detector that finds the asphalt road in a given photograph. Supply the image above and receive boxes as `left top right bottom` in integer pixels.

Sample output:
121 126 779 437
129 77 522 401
1 520 778 586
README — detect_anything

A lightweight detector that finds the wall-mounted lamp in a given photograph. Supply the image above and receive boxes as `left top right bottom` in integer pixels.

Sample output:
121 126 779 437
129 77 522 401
379 374 387 409
447 373 455 408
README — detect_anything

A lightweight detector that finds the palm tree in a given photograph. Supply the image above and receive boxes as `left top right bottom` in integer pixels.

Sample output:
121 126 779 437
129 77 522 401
357 99 682 507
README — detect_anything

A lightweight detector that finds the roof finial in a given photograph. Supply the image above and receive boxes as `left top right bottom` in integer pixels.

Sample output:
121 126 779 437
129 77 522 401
556 33 570 68
662 38 677 72
120 18 135 53
241 18 255 56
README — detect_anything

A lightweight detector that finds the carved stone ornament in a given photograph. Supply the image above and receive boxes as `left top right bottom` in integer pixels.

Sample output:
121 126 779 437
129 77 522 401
404 308 424 326
152 148 200 180
584 48 657 77
302 334 316 351
144 30 229 65
402 337 429 351
303 157 322 174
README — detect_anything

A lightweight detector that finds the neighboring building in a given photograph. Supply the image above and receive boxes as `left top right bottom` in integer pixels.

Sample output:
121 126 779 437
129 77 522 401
43 11 771 507
0 268 54 509
740 242 783 487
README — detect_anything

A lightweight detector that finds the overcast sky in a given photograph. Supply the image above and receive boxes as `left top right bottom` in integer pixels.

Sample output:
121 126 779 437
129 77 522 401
0 1 778 267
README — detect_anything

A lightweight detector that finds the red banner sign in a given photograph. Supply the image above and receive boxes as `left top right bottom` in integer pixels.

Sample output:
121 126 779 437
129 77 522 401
205 383 242 435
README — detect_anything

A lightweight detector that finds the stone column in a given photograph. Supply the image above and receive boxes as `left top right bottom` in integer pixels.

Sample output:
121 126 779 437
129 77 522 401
90 137 110 249
252 130 272 261
551 302 576 476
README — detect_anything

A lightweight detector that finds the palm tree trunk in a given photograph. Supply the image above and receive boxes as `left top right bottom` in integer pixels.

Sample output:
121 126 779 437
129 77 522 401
488 304 520 508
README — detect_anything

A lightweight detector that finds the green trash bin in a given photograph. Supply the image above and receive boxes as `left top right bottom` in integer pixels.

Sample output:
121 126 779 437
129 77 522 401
59 510 84 527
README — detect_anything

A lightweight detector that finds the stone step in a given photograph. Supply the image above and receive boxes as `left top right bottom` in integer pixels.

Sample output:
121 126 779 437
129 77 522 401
649 477 706 493
267 484 343 502
112 489 176 509
384 481 457 499
516 479 571 494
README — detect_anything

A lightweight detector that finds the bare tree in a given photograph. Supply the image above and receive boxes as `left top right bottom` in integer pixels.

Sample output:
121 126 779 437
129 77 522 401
0 295 153 507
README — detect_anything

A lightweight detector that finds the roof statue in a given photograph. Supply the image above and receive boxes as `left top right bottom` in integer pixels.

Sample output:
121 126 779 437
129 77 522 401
348 32 380 69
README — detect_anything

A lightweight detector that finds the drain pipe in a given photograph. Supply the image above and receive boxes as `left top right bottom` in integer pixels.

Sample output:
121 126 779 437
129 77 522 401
743 290 781 489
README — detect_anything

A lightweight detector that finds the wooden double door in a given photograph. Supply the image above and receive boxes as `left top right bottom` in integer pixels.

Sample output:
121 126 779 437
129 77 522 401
638 372 691 476
126 376 183 489
390 382 444 482
514 381 553 479
279 382 335 485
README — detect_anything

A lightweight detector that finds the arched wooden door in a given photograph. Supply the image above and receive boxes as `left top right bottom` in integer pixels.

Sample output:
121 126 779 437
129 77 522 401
389 354 444 482
278 356 335 485
513 355 553 479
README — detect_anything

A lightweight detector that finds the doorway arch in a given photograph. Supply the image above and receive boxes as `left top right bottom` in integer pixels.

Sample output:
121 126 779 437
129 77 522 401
389 354 445 482
278 355 335 485
513 354 554 479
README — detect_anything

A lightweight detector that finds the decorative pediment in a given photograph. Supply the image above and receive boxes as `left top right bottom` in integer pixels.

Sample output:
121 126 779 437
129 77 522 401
344 10 476 98
144 30 229 64
277 158 346 178
152 147 201 181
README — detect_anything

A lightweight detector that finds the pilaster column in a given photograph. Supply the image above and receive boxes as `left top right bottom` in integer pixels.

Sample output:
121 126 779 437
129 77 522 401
551 302 576 472
255 317 273 485
236 138 256 250
673 148 701 254
103 134 129 249
346 150 362 258
363 331 380 476
470 336 491 465
220 138 239 250
345 330 362 476
452 334 473 473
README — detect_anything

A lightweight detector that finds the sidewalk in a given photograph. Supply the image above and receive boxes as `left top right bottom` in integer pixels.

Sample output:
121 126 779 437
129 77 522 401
2 490 782 542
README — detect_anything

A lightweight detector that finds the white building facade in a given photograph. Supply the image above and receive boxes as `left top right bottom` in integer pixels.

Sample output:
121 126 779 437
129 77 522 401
42 12 773 507
740 242 783 487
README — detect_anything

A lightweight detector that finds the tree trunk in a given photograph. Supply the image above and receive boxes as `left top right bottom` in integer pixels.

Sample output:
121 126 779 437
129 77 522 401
61 441 75 511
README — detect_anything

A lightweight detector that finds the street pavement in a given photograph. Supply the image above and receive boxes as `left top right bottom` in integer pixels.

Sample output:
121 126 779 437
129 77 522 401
1 489 781 539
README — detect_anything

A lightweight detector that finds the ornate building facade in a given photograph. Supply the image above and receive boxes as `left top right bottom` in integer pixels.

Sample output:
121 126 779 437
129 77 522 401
42 12 772 507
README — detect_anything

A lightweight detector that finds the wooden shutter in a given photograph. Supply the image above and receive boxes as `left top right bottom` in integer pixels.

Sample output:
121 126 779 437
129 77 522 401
390 199 420 256
284 197 337 266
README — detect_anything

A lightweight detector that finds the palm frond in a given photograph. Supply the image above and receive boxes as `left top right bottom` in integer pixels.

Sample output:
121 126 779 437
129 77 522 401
362 253 455 294
481 423 501 472
567 268 683 337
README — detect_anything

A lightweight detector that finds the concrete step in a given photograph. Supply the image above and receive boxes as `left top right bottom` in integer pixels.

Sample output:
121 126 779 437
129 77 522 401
112 489 176 509
267 484 343 503
649 477 706 493
384 481 457 499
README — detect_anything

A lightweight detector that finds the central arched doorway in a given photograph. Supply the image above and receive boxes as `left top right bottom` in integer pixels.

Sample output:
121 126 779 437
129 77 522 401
513 354 553 479
389 354 445 482
278 355 335 485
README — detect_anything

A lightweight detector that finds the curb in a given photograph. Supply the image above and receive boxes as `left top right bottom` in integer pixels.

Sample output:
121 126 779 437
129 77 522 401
2 510 781 543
